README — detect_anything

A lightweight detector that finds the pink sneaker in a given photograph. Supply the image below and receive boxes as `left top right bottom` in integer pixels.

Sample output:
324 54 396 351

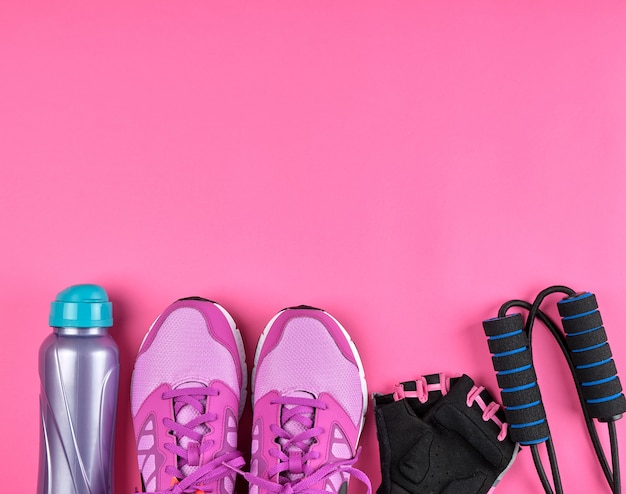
131 297 247 494
247 305 371 494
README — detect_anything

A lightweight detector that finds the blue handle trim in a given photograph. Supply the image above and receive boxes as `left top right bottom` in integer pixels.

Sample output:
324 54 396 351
581 375 617 387
489 329 523 340
493 346 527 358
586 393 623 404
558 292 592 304
571 342 607 353
498 364 533 375
506 400 541 411
510 418 546 429
576 358 612 370
502 382 537 393
520 436 550 445
562 309 598 321
566 325 603 337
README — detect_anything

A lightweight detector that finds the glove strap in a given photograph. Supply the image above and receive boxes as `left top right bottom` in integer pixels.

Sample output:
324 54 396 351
393 373 452 403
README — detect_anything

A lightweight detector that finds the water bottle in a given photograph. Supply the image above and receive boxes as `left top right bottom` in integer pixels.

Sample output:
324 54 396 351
38 284 119 494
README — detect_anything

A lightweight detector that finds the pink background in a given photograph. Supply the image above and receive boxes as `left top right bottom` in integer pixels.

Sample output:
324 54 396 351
2 1 626 492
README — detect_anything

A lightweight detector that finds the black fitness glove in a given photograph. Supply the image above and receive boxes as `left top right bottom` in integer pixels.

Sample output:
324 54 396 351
374 374 518 494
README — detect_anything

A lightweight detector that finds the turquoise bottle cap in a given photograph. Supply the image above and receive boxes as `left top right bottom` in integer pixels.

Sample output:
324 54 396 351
49 284 113 328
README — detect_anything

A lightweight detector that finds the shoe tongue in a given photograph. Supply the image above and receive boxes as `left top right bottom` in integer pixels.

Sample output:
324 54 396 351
174 382 210 475
281 390 315 439
280 391 316 482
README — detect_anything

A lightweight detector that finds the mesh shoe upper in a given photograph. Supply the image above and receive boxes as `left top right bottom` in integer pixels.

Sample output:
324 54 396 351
131 298 246 494
249 306 371 494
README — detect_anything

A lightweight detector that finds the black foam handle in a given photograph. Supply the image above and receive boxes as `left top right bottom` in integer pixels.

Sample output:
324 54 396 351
558 292 626 421
483 314 549 444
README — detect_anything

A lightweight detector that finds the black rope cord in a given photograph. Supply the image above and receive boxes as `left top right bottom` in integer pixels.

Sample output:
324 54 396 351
483 285 624 494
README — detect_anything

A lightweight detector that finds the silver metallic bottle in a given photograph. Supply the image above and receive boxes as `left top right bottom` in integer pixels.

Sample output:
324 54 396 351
38 284 119 494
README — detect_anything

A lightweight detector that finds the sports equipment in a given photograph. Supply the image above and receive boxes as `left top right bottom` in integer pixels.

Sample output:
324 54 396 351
131 297 247 494
374 373 518 494
246 305 371 494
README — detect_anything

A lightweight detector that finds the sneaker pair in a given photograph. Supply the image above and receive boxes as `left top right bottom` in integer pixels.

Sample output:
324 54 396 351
131 297 370 494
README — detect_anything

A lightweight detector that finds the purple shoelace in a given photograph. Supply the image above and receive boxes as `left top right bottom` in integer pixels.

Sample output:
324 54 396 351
139 386 244 494
240 395 371 494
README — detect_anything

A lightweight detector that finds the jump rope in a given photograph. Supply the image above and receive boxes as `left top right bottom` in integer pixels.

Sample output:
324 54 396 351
483 285 626 494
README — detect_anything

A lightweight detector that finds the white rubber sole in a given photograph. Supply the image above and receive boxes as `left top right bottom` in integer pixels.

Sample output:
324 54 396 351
250 307 369 440
214 301 248 419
